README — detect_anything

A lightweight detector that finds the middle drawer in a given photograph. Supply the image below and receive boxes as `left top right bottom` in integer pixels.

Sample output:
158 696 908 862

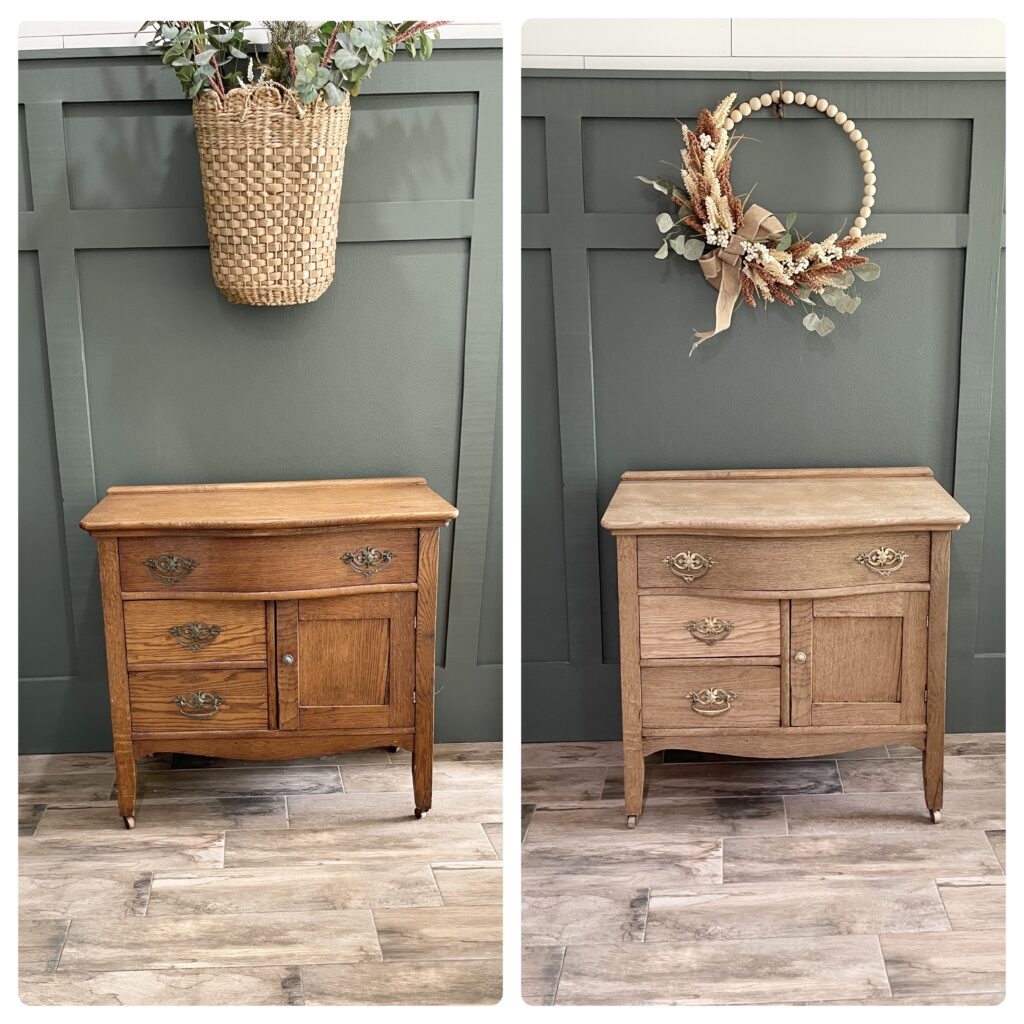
124 599 267 666
639 595 780 659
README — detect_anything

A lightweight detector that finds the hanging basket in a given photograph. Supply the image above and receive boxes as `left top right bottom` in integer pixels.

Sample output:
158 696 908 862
192 83 352 306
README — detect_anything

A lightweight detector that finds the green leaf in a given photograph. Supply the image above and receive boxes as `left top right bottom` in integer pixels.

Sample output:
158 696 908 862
785 212 797 230
682 237 705 261
854 262 881 281
655 241 669 260
194 48 218 65
229 45 248 60
803 312 820 332
323 82 346 106
776 233 792 252
834 269 855 288
422 33 433 59
669 236 687 255
836 294 862 315
636 175 670 196
815 316 836 337
656 212 674 233
822 287 843 307
334 36 362 71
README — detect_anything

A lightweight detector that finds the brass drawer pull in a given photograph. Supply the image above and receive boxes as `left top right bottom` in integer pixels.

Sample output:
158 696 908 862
341 547 394 577
168 622 223 652
855 546 907 577
143 553 197 586
687 616 734 645
172 691 225 719
687 687 737 715
663 550 715 583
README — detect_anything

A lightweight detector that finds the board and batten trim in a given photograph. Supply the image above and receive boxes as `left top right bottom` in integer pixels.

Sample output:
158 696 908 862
19 44 502 750
521 70 1004 740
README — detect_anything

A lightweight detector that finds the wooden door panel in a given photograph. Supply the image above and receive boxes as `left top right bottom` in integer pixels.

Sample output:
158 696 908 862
812 616 903 704
283 592 415 732
790 592 927 728
298 619 391 707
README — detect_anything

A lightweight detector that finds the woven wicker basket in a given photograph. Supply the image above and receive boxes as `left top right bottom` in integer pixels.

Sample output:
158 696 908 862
192 84 352 306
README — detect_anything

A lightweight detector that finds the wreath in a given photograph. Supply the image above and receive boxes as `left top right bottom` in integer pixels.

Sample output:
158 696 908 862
639 89 885 353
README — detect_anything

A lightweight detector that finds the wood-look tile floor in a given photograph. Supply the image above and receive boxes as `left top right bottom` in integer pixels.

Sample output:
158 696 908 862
19 743 502 1005
522 735 1005 1006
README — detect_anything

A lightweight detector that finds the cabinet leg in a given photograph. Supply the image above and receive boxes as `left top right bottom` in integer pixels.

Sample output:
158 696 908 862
923 735 944 823
412 745 431 819
114 746 137 827
623 748 644 827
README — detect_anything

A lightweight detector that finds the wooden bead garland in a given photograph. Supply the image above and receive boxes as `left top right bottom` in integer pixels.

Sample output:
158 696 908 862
728 89 876 238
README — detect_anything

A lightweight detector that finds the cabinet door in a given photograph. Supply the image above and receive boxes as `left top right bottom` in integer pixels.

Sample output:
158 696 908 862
790 592 927 727
276 593 415 731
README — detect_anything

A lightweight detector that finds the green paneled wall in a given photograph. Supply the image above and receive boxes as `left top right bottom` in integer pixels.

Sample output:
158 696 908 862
18 42 502 752
522 71 1004 740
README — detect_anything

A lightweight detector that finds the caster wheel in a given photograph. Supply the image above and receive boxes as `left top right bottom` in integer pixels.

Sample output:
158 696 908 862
626 814 638 830
122 815 136 830
930 809 942 824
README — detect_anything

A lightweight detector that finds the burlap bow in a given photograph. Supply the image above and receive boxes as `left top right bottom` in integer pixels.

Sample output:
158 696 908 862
691 203 785 354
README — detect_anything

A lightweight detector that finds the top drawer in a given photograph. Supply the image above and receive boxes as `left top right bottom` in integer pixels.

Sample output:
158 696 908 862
637 532 930 591
119 529 418 594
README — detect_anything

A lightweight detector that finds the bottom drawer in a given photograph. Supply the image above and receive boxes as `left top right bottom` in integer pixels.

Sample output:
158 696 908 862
642 665 781 730
129 669 269 732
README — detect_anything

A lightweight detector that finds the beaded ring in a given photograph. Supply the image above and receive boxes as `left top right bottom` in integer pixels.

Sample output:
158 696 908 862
725 89 876 238
640 89 886 351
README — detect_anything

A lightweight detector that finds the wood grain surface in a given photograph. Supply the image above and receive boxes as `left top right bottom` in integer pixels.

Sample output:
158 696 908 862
124 600 267 666
81 477 457 534
118 529 418 594
638 532 931 590
20 744 502 1005
603 469 969 534
522 738 1004 1006
639 595 780 658
641 666 780 729
128 670 269 732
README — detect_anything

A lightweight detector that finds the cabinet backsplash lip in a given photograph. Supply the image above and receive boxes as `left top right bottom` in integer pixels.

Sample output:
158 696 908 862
600 466 968 533
80 477 458 534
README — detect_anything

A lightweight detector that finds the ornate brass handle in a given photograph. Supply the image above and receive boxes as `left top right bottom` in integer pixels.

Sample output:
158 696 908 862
855 547 907 577
168 622 222 653
172 691 225 718
687 616 734 646
143 553 197 586
663 550 715 583
341 547 394 578
687 688 737 715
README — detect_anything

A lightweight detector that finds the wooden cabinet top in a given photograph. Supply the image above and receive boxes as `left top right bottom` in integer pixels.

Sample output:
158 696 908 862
80 477 457 536
600 467 968 535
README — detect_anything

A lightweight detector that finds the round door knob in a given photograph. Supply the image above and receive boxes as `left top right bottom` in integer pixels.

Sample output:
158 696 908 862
794 651 807 664
281 654 295 666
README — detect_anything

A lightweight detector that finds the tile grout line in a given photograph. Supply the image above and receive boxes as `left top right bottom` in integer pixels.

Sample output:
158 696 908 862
551 945 568 1006
638 885 652 942
983 831 1006 875
51 919 72 974
875 933 895 998
428 863 447 906
933 876 956 931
